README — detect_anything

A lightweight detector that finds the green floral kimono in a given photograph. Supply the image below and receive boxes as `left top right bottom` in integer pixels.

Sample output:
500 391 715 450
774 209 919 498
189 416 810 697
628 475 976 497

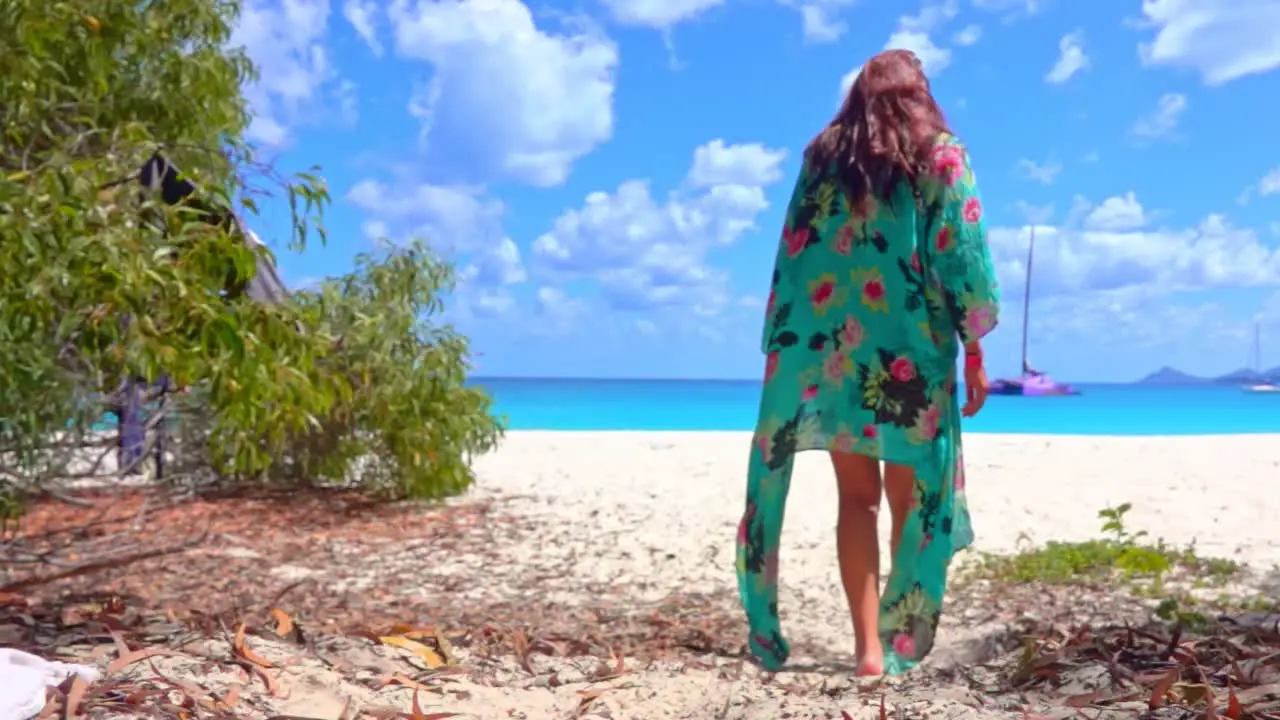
736 134 1000 675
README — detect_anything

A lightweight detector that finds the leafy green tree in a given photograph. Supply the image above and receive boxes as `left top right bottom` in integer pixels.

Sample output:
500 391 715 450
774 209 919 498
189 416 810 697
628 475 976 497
0 0 503 515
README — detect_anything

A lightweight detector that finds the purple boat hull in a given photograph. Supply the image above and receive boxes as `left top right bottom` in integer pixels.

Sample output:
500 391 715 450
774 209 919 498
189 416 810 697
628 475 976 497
989 373 1079 396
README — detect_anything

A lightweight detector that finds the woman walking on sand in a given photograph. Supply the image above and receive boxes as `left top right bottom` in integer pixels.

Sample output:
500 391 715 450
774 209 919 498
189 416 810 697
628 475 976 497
735 49 1000 677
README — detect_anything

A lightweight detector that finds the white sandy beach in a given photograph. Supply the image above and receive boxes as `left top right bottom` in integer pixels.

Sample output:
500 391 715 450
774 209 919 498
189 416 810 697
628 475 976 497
355 430 1277 718
471 431 1280 588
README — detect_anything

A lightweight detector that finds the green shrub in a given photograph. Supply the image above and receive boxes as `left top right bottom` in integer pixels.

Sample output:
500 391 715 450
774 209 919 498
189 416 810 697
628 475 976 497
0 0 502 507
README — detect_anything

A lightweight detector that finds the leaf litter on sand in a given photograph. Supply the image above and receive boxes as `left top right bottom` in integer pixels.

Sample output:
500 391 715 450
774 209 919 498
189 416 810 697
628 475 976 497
992 610 1280 719
6 488 1280 719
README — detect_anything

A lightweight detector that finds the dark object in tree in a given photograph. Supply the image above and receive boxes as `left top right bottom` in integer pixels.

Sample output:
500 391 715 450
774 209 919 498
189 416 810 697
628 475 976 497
115 154 292 476
138 153 290 304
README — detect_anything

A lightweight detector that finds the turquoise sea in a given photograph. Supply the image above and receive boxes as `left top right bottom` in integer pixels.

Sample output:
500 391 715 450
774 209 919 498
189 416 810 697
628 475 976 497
473 378 1280 435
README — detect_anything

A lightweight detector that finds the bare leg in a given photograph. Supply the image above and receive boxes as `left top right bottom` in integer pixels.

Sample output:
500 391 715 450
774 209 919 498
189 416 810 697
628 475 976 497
883 462 917 560
831 451 884 676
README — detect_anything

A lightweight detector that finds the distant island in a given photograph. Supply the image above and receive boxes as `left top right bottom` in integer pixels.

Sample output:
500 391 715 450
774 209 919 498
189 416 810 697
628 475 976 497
1136 366 1280 385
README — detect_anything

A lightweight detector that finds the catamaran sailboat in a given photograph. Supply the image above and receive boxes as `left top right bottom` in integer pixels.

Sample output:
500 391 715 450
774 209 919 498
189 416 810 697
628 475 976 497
988 226 1079 396
1244 324 1279 393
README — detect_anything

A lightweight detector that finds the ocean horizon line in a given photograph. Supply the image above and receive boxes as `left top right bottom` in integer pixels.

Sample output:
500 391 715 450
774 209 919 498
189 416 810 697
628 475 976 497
470 376 1153 385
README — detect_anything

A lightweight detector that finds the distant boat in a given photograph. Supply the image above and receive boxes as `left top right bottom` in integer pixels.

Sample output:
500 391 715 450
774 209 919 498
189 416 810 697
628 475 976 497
1243 324 1279 394
989 226 1079 397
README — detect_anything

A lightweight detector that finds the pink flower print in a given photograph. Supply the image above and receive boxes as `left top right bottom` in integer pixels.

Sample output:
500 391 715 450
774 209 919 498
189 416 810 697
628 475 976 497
763 550 779 585
823 351 847 384
962 196 982 224
963 305 997 339
810 276 835 312
890 357 916 383
918 405 941 440
954 463 966 492
910 251 922 273
839 316 864 349
802 384 819 402
930 144 964 186
919 532 932 552
784 226 810 257
766 288 776 316
935 225 954 252
834 225 853 255
832 431 856 454
863 277 886 304
754 432 774 465
764 351 780 383
892 632 916 658
737 516 749 546
861 423 878 439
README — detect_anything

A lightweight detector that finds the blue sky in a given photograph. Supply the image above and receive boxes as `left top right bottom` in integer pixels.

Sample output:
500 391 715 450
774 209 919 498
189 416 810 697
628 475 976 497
231 0 1280 382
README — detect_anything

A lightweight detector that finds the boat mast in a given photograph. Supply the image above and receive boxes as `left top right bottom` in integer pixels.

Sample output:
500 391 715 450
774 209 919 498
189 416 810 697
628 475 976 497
1255 323 1262 372
1021 226 1035 374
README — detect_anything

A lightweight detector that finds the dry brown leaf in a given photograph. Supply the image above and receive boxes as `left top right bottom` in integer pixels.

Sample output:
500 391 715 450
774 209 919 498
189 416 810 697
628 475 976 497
407 689 459 720
431 627 456 666
219 683 242 710
234 621 274 668
270 608 294 637
63 676 88 719
1236 682 1280 704
379 635 445 669
106 647 179 674
379 674 434 692
1226 683 1243 719
1150 667 1179 708
36 692 61 720
108 629 131 659
512 631 535 675
1064 690 1110 708
243 662 280 697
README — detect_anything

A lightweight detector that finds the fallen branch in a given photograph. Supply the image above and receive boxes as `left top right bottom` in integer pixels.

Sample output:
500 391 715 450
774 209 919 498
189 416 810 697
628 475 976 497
0 529 208 593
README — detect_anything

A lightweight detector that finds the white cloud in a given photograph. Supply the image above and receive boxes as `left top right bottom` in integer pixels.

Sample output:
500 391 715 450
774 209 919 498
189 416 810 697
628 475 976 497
1016 158 1063 185
952 24 982 46
531 140 787 312
970 0 1041 17
687 140 787 188
1138 0 1280 85
1130 92 1187 140
347 180 505 252
778 0 858 43
882 1 960 76
458 237 528 286
599 0 724 28
232 0 336 146
1013 200 1054 225
388 0 618 187
1260 167 1280 197
1082 192 1147 232
1045 30 1088 83
884 30 951 74
988 210 1280 300
531 286 588 335
343 0 383 56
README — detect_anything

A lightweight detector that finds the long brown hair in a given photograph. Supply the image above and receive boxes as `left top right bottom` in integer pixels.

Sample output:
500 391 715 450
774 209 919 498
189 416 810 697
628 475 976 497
807 49 951 205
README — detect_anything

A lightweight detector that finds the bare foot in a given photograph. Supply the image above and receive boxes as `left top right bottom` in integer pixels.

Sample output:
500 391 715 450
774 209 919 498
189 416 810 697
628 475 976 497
854 656 884 677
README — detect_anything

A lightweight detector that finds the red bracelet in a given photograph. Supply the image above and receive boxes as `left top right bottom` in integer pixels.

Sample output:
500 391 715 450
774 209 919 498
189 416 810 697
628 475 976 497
964 351 983 372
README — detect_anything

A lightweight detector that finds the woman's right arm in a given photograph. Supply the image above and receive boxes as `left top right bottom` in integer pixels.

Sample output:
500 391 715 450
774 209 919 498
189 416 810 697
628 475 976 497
920 136 1001 349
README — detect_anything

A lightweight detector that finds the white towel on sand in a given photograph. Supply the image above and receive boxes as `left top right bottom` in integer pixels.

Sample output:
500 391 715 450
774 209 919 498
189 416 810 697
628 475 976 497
0 648 101 720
